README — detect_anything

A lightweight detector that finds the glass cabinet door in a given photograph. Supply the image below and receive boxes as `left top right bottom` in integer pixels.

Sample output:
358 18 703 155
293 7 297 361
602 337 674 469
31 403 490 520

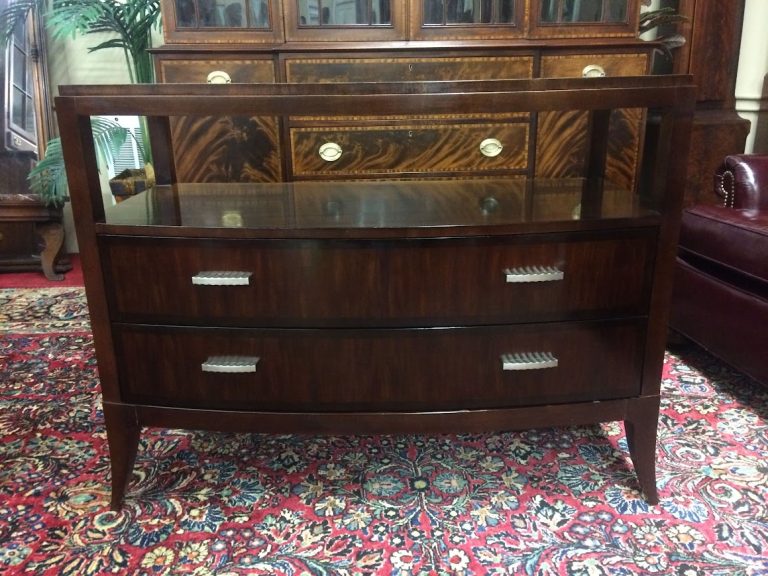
161 0 285 43
284 0 407 40
411 0 524 39
530 0 639 37
4 16 38 153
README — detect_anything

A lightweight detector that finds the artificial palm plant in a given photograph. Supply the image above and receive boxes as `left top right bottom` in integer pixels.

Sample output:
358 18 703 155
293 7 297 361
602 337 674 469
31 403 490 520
0 0 161 205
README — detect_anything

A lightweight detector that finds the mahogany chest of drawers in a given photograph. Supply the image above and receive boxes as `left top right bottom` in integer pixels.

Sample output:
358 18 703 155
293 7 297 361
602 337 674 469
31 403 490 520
57 76 694 509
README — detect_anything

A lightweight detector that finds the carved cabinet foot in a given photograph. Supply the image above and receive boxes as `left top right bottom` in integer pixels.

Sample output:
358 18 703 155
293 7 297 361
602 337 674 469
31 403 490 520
37 222 66 281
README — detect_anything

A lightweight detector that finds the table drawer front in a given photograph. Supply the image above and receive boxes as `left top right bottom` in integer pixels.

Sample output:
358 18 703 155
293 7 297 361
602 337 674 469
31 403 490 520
290 122 529 177
284 56 535 83
540 53 649 79
102 233 655 326
116 321 644 411
158 58 276 84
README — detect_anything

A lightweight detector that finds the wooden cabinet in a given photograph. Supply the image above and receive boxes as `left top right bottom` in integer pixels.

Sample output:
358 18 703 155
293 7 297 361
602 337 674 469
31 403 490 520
0 0 68 279
149 1 654 191
57 76 694 509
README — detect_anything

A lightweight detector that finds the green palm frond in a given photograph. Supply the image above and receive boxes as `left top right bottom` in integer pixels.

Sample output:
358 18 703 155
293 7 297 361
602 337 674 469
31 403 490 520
45 0 161 83
0 0 45 47
639 7 688 35
91 116 132 168
28 119 134 206
28 138 69 206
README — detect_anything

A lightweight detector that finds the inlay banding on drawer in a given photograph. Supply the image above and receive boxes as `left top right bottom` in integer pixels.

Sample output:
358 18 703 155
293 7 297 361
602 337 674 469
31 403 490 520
291 122 529 177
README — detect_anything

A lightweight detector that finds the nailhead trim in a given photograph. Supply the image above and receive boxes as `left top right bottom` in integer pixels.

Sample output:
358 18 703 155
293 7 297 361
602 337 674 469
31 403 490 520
719 169 735 208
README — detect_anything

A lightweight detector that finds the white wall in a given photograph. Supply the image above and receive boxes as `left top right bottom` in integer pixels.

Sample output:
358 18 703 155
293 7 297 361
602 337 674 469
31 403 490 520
735 0 768 153
48 29 162 253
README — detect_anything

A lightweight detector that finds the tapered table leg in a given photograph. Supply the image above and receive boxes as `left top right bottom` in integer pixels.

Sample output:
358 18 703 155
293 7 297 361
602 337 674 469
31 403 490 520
624 395 661 505
102 402 141 510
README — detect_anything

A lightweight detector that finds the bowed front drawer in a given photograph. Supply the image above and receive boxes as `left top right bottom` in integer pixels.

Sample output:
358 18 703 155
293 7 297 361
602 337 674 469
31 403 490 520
101 231 656 326
114 320 645 411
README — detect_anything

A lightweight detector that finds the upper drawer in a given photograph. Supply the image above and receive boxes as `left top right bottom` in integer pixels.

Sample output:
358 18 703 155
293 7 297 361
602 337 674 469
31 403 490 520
540 53 649 78
290 121 529 178
101 231 656 327
157 57 276 84
115 320 645 412
284 55 535 83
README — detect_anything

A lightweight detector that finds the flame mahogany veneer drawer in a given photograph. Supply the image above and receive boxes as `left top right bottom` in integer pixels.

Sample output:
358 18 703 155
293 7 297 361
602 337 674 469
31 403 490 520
115 320 645 411
290 122 529 177
101 232 656 327
283 55 535 83
158 58 276 84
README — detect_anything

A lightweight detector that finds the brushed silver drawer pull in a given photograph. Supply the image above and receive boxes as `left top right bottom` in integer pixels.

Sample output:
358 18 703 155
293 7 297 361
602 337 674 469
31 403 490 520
192 271 252 286
319 142 343 162
582 64 606 78
502 352 558 371
479 137 503 158
504 266 564 283
207 70 232 84
202 356 260 373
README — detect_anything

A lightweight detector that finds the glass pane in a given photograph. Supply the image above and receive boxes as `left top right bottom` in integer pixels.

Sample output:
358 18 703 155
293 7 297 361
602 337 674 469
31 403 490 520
605 0 627 22
222 0 247 26
569 0 602 22
424 0 515 25
177 0 270 28
299 0 391 26
13 46 27 88
175 0 198 26
251 0 270 26
198 0 222 26
540 0 629 24
12 87 24 127
25 95 37 134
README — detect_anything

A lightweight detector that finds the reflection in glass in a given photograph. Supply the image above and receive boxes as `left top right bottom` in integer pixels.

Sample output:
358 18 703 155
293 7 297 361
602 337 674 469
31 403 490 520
540 0 628 24
174 0 271 28
423 0 516 26
298 0 391 26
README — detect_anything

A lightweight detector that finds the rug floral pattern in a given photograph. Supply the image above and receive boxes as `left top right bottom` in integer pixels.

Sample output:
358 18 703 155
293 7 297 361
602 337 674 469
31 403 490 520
1 287 767 575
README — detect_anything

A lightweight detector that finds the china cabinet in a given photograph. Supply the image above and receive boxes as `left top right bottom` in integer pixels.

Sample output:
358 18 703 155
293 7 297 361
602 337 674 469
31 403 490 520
153 0 652 193
152 0 748 208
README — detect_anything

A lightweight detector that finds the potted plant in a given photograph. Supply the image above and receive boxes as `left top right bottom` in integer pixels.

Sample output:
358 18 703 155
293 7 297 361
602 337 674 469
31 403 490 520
0 0 161 206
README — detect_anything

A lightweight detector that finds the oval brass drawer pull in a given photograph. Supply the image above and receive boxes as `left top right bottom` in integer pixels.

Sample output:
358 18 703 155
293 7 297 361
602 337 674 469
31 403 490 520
207 70 232 84
504 265 564 283
501 352 558 371
582 64 606 78
479 137 503 157
202 356 260 373
319 142 343 162
191 271 252 286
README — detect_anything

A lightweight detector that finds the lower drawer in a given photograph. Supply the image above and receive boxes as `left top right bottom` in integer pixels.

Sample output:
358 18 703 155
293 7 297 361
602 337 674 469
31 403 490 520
115 320 645 411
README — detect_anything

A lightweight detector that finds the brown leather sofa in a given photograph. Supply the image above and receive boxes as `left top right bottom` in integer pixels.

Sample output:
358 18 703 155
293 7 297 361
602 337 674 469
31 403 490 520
670 154 768 385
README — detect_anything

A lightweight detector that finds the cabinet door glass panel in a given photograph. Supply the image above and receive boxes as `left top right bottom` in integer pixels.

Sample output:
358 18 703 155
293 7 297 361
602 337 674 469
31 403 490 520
175 0 271 28
423 0 516 25
298 0 391 26
7 17 37 149
540 0 627 23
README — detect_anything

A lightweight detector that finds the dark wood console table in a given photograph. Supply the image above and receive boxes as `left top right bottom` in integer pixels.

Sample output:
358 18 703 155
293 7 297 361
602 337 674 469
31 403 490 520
57 76 694 509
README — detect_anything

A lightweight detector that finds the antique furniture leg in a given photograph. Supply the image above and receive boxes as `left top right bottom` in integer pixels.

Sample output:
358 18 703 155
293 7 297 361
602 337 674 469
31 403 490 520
103 402 141 510
36 221 65 281
624 396 661 505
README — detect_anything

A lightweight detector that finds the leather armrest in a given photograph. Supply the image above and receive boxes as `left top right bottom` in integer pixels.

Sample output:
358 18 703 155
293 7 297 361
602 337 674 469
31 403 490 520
715 154 768 210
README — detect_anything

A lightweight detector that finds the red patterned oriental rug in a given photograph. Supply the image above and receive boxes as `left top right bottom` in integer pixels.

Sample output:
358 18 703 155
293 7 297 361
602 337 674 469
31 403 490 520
1 287 767 575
